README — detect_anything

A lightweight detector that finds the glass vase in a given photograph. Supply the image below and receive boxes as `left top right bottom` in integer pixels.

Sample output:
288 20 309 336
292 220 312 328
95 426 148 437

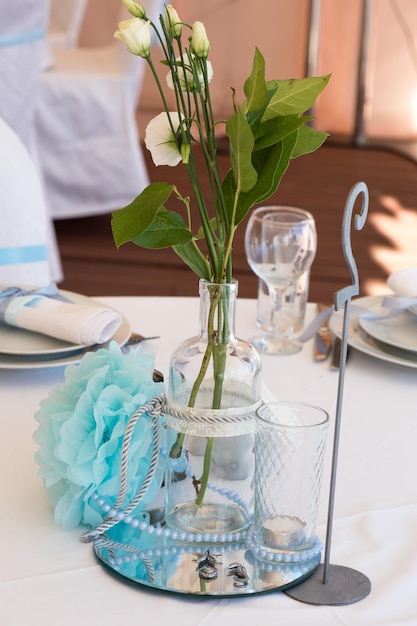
164 279 262 537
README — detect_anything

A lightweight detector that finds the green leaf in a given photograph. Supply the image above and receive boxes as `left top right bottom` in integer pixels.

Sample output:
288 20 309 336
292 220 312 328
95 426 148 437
133 209 192 249
223 131 298 225
254 114 311 151
111 182 174 247
172 242 211 280
244 47 268 113
196 217 217 240
291 124 329 158
263 74 331 120
246 85 278 135
226 107 257 193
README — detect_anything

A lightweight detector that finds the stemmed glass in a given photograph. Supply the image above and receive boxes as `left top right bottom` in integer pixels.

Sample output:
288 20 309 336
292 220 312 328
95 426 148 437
245 206 317 355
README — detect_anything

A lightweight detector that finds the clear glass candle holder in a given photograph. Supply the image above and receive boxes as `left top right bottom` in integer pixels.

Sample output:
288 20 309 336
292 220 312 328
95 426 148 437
253 401 329 554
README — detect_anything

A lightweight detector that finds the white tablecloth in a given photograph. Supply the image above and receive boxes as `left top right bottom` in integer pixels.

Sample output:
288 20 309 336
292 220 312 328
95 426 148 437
1 297 416 626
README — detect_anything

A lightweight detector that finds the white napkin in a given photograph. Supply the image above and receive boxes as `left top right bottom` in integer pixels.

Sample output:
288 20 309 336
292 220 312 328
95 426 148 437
387 268 417 297
0 286 122 345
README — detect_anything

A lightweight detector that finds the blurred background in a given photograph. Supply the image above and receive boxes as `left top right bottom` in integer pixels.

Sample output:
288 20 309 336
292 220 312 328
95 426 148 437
2 0 417 302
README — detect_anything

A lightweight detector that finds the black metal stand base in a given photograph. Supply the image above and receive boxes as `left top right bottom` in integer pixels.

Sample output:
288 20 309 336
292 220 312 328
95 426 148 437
284 563 371 605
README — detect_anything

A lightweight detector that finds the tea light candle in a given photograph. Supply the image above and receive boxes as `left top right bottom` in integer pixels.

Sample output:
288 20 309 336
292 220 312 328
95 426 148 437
261 515 306 549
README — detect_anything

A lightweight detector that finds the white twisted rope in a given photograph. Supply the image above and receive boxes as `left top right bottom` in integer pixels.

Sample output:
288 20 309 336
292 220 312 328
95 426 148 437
165 400 259 424
95 534 155 583
81 395 165 542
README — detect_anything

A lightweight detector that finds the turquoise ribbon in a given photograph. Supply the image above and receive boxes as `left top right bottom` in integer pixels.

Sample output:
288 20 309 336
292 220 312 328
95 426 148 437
0 28 45 48
0 284 69 323
0 244 48 266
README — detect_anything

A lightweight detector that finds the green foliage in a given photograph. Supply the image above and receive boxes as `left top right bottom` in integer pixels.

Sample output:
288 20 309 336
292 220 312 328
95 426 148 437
111 27 330 281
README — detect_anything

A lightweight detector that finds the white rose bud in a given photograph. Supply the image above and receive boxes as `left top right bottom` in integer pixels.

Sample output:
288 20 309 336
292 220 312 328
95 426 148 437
114 18 151 58
164 5 182 38
190 21 210 58
121 0 146 19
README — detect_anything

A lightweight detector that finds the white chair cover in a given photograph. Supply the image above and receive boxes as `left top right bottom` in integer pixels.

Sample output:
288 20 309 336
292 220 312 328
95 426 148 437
0 1 50 147
35 1 163 219
0 1 62 283
0 117 53 286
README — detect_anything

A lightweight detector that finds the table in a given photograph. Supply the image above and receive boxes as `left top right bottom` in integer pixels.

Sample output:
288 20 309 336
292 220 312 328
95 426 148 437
1 297 416 625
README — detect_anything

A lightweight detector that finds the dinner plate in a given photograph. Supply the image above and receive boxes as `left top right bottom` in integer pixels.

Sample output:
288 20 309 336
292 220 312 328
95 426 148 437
329 295 417 369
0 289 123 356
359 299 417 353
0 315 131 370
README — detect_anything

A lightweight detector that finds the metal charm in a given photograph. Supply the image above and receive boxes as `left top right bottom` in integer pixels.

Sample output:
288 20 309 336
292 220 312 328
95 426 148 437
228 562 249 587
193 550 221 581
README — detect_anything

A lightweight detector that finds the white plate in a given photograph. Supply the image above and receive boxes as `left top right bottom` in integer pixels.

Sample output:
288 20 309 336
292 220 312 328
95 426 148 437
0 289 121 356
329 296 417 369
0 315 131 370
359 298 417 353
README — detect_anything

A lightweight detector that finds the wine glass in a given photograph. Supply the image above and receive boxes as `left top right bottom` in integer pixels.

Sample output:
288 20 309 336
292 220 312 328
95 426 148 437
245 206 317 355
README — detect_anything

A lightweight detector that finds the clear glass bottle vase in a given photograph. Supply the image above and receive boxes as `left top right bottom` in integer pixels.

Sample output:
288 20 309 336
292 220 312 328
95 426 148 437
164 279 262 537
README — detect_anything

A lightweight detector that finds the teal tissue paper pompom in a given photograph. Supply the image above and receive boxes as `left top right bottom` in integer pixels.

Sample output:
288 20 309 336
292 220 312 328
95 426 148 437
33 341 165 531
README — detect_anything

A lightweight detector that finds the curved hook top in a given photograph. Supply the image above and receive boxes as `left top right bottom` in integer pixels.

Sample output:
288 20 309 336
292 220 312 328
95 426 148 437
334 182 369 311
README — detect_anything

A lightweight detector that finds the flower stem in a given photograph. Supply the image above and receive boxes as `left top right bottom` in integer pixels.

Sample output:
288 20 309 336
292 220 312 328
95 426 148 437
195 437 215 505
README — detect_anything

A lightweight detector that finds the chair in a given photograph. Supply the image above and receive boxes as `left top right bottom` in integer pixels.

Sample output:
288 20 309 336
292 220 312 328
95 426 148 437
47 0 88 49
35 0 163 219
0 116 57 286
0 1 62 283
0 1 50 147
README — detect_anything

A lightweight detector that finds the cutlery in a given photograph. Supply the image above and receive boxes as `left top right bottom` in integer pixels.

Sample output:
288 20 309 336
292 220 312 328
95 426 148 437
330 336 342 370
314 302 333 361
122 333 163 381
124 332 160 347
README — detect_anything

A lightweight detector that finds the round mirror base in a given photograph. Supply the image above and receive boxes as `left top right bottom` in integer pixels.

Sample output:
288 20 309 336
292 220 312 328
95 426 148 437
93 523 322 597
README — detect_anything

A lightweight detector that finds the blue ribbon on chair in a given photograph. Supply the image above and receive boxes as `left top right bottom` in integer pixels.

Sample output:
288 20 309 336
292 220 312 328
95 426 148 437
0 28 45 48
0 244 49 266
0 284 70 323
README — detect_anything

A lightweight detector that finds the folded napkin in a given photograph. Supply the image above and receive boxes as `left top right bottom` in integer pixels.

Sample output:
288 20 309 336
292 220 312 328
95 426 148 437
0 285 122 345
298 268 417 343
387 268 417 297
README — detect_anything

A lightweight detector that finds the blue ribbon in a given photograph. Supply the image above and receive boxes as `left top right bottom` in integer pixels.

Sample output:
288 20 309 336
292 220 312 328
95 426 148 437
0 244 48 266
0 284 70 323
0 28 45 48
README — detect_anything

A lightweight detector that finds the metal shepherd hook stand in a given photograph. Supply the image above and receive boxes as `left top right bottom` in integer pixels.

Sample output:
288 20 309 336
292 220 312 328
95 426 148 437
285 181 372 605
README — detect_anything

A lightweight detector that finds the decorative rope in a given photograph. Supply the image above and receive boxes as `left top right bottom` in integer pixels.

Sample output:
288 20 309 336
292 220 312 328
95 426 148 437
95 534 155 583
81 395 165 543
165 399 260 425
